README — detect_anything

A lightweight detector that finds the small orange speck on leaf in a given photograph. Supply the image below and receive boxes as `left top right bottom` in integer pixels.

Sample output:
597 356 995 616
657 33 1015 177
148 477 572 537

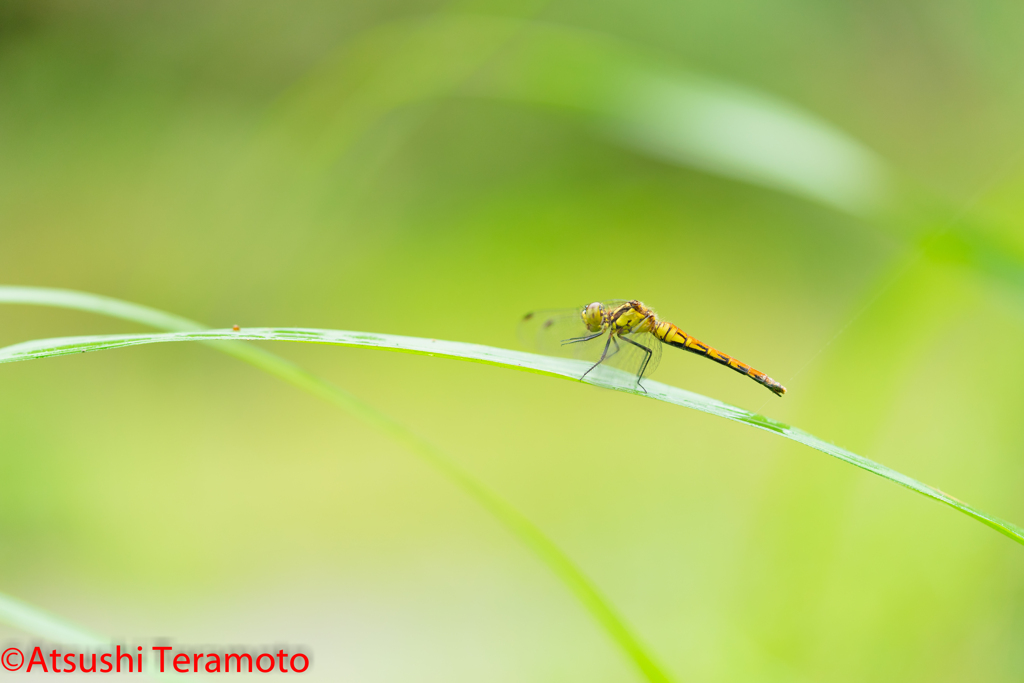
232 324 240 331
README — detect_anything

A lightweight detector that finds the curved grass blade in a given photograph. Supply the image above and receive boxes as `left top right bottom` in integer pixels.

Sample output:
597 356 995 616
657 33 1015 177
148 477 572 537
0 287 674 683
1 322 1022 547
270 16 892 218
0 591 192 681
0 591 107 646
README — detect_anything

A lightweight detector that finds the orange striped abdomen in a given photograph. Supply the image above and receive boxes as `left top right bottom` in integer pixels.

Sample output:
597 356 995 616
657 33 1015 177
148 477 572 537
653 321 787 396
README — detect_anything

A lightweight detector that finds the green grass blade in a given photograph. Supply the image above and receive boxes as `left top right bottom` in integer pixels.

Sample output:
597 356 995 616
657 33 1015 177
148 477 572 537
0 591 193 681
0 591 107 646
0 286 204 331
0 287 674 683
272 16 892 217
2 322 1022 547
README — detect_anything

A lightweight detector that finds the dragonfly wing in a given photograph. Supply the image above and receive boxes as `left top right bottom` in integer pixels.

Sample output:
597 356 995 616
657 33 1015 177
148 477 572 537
518 307 599 359
518 301 631 351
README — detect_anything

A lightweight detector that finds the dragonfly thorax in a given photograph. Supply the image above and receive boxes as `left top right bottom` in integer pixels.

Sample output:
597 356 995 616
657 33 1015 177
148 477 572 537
612 301 658 334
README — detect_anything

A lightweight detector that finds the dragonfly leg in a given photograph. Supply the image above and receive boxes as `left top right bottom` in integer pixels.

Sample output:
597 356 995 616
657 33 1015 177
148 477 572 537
605 335 622 363
619 334 654 394
561 331 604 346
580 332 615 381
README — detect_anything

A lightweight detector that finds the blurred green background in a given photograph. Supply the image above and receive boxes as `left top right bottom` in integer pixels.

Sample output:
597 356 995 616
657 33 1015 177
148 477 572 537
2 0 1024 680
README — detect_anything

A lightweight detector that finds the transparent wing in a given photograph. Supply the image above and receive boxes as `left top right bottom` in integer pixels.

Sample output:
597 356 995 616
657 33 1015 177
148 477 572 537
518 300 631 357
518 307 590 356
518 301 662 385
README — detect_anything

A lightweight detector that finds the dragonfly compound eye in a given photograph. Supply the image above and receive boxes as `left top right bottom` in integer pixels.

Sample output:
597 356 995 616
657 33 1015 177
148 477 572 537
582 302 605 332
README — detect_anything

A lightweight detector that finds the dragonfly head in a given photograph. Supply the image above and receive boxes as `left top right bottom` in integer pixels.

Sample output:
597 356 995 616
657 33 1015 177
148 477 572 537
582 302 605 332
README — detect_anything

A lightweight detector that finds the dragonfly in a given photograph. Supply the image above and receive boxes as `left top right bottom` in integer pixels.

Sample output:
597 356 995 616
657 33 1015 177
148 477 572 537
520 299 786 396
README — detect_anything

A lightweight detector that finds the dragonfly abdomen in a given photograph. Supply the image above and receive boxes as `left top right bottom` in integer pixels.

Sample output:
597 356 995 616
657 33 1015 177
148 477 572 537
654 322 787 396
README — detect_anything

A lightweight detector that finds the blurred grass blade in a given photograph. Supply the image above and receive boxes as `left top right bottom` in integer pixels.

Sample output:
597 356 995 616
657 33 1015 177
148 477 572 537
0 591 191 681
0 591 107 646
600 70 889 216
0 287 204 331
0 286 674 683
270 16 893 217
468 22 892 216
0 320 1022 548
